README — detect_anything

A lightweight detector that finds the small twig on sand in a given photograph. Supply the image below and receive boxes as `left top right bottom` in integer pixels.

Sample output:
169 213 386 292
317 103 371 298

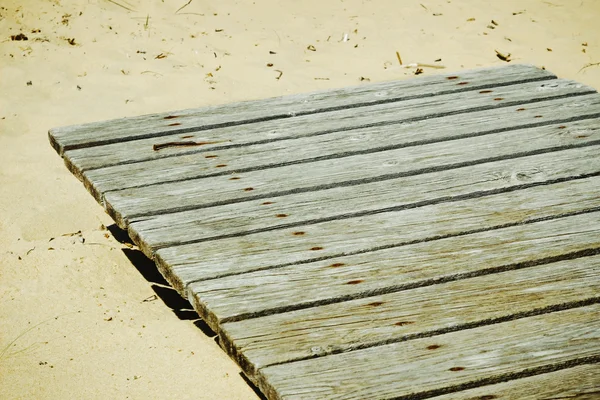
495 49 512 62
141 70 163 76
1 312 79 361
175 0 193 14
401 62 446 69
579 62 600 73
104 0 135 12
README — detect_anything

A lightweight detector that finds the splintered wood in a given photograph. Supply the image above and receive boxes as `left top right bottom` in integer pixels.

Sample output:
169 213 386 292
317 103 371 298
50 64 600 400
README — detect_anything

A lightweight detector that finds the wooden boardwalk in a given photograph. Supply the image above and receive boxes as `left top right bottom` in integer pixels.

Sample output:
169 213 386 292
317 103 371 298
50 64 600 399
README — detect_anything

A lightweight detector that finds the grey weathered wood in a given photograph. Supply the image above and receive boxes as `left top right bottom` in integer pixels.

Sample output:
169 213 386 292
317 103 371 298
129 143 600 259
49 64 555 155
78 84 600 204
433 364 600 400
188 211 600 333
66 78 596 191
219 256 600 377
65 91 600 178
47 65 600 400
103 114 600 229
156 175 600 288
257 304 600 400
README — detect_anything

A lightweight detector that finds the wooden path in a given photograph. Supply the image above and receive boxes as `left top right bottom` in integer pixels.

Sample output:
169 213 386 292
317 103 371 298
50 64 600 399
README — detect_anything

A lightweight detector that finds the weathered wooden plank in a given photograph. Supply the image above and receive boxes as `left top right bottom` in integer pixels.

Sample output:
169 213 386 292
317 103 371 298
104 115 600 229
257 305 600 400
64 79 596 186
219 255 600 376
129 143 600 259
433 364 600 400
78 85 600 202
65 92 600 178
187 211 600 333
154 172 600 290
49 64 555 155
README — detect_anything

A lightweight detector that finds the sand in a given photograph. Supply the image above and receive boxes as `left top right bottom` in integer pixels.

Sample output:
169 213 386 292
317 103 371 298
1 0 598 398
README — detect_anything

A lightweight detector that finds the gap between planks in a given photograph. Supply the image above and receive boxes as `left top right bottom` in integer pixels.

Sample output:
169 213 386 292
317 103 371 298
104 113 600 230
431 364 599 400
83 90 600 212
49 64 557 155
84 79 597 213
218 256 600 376
63 67 562 174
153 174 600 290
255 305 600 400
189 210 600 333
127 141 600 258
67 77 592 179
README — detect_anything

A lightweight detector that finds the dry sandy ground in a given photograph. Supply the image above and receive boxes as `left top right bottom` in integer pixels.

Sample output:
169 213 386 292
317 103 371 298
1 0 599 399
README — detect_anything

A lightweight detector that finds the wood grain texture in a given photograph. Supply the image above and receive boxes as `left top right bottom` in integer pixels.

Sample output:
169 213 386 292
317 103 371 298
188 211 600 333
128 142 600 259
219 256 600 376
65 91 600 177
157 175 600 291
103 112 600 229
432 363 600 400
257 304 600 400
49 64 555 155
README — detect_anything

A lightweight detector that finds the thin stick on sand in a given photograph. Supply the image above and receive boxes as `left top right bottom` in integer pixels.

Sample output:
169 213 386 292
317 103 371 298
579 62 600 73
175 0 193 14
104 0 135 12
